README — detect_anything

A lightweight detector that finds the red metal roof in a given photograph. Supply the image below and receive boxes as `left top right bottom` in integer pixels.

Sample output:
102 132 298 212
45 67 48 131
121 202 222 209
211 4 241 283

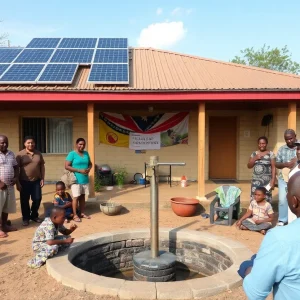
1 48 300 93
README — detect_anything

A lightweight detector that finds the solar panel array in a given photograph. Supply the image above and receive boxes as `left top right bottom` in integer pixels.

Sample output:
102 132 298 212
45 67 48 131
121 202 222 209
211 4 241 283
0 38 129 84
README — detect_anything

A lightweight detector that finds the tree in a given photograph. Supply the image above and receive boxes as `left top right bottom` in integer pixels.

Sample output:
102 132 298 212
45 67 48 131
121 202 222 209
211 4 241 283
231 45 300 75
0 20 8 46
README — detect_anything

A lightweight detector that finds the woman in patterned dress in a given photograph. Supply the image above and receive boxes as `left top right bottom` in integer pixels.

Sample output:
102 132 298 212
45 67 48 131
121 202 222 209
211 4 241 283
247 136 276 202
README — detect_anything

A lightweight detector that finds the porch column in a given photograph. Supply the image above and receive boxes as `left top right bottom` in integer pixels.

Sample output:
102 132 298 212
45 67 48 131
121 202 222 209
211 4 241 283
197 102 207 200
288 102 297 131
87 102 95 198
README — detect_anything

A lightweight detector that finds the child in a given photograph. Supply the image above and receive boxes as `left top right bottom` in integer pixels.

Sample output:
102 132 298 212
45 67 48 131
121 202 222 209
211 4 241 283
236 187 274 235
27 206 77 268
53 181 80 222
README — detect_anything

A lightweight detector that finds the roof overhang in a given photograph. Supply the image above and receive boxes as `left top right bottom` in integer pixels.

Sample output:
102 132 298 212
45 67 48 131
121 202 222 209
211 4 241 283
1 91 300 102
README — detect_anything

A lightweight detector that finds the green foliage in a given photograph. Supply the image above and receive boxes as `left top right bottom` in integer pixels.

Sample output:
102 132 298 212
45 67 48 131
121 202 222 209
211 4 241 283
231 45 300 74
0 20 8 46
94 171 102 192
114 166 128 185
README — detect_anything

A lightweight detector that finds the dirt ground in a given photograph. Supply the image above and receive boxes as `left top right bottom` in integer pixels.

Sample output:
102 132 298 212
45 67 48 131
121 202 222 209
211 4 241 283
0 185 274 300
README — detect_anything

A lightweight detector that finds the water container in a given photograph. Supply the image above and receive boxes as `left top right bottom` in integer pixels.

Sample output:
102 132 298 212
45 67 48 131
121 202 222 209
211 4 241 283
181 175 187 188
139 178 146 185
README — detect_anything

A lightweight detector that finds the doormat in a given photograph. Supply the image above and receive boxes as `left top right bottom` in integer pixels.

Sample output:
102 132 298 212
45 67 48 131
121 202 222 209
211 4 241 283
212 179 238 184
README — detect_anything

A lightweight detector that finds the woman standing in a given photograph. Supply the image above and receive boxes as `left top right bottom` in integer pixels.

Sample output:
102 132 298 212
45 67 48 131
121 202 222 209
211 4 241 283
247 136 275 202
65 138 92 222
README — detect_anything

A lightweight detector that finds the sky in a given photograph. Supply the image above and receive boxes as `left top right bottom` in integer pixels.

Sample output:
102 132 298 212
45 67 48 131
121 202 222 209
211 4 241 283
1 0 300 63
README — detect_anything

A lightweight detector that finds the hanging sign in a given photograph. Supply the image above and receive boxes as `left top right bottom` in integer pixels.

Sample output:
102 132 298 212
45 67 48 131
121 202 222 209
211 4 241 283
129 132 161 150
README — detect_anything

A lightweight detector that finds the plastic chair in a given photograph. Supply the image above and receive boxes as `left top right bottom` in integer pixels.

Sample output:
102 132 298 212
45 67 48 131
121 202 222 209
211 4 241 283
209 185 241 226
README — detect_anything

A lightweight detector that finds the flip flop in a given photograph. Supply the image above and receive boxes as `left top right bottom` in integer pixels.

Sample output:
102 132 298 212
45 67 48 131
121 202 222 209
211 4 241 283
73 216 81 222
81 214 91 219
0 231 8 238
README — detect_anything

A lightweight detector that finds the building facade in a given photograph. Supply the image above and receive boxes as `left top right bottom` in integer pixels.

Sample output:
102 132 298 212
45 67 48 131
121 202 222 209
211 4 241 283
1 48 300 199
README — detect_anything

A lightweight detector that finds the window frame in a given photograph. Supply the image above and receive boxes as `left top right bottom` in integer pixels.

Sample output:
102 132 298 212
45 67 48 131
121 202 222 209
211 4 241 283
21 116 73 155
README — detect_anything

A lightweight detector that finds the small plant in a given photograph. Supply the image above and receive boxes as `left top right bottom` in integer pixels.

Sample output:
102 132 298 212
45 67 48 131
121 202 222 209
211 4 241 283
94 171 102 192
114 166 128 186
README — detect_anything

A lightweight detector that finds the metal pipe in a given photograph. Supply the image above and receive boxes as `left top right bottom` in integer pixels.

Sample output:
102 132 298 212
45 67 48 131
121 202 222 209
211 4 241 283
149 157 185 258
157 162 186 166
150 156 159 258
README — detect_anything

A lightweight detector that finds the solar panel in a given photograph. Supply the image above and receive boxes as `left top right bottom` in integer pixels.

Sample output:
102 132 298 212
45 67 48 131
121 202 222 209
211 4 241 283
15 49 54 63
26 38 61 48
59 38 97 48
88 64 129 83
93 49 128 63
0 48 23 63
97 38 128 48
51 49 94 63
0 64 10 76
0 64 45 83
38 64 78 83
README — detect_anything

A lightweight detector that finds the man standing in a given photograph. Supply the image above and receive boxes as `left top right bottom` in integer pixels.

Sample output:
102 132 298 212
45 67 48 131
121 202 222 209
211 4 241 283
0 135 18 238
275 129 297 226
16 136 45 226
241 171 300 299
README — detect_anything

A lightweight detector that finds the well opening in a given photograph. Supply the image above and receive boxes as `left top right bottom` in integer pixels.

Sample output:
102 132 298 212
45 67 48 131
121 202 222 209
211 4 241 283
71 237 233 282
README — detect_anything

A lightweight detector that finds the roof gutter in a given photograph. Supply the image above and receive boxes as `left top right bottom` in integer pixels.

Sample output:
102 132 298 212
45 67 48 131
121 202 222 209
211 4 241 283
1 91 300 102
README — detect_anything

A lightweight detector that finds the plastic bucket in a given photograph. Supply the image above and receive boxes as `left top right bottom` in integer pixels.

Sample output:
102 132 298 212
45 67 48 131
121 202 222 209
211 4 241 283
139 178 146 185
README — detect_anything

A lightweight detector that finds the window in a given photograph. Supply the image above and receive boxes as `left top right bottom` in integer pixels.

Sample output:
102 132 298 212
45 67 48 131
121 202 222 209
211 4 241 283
22 117 73 154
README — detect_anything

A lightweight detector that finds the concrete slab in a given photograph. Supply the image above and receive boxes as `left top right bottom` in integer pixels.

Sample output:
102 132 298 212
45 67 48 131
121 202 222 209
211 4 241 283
47 253 100 291
118 281 156 300
211 266 242 289
46 228 253 299
86 276 125 297
156 281 193 300
187 277 228 299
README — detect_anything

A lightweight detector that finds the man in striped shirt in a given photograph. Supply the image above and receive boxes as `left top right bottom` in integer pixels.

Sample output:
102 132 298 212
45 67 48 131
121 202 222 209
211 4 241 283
0 135 18 238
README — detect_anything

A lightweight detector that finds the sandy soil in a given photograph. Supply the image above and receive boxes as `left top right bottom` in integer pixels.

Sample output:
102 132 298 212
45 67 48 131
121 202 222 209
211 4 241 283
0 189 273 300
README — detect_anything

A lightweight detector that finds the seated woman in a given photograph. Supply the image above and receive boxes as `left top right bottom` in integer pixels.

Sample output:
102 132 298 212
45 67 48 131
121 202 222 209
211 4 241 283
53 181 80 222
236 187 274 235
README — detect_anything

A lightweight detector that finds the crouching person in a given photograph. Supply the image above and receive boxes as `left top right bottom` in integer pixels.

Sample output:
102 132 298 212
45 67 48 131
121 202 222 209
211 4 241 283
27 207 77 268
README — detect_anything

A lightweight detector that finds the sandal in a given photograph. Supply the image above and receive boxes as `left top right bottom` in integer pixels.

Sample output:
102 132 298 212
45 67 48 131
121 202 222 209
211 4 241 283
73 215 81 222
0 230 8 238
31 217 43 223
23 220 29 226
81 213 91 219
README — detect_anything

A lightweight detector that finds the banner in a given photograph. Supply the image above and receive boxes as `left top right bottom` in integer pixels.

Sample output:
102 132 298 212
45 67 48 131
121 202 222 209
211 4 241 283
129 132 161 150
99 112 189 148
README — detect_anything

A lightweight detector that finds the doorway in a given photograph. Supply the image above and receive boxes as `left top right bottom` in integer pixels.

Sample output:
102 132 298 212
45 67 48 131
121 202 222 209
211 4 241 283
209 116 237 179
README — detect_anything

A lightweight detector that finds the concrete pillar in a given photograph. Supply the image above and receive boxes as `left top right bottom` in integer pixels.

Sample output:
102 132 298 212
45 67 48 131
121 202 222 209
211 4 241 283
288 102 297 131
87 102 95 198
197 102 207 200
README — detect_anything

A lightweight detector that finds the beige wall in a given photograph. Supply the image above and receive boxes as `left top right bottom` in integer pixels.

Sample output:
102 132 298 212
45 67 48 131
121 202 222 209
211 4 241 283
0 109 87 182
0 105 296 182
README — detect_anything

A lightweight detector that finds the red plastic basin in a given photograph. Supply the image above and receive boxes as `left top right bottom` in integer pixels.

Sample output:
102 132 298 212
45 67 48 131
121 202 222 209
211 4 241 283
170 197 199 217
